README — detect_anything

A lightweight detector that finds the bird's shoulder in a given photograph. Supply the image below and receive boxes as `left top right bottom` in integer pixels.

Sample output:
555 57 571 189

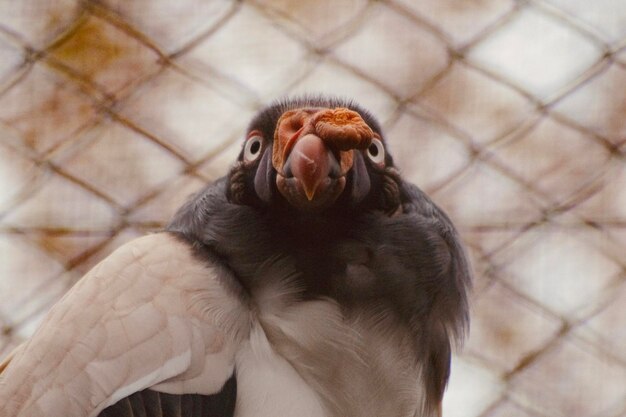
0 233 249 417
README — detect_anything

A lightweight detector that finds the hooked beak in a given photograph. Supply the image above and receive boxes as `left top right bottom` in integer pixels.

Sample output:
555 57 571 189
286 133 338 201
277 133 344 210
273 107 373 211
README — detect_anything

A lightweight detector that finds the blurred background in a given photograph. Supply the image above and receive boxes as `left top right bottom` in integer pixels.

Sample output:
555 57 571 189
0 0 625 416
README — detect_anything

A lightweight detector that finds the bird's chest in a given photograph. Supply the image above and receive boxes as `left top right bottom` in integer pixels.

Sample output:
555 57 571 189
234 284 424 417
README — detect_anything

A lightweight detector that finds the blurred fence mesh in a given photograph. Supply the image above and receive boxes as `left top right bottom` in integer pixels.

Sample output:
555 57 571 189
0 0 625 416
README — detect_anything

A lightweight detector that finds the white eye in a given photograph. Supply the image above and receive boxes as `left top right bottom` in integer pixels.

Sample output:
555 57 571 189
366 138 385 165
244 135 264 162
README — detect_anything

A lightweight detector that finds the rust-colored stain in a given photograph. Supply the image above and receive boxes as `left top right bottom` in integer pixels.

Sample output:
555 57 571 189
492 321 516 346
0 75 98 153
46 13 157 94
50 17 127 78
33 230 79 258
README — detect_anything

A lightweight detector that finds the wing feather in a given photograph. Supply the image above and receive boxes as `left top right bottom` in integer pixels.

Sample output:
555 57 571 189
0 233 248 417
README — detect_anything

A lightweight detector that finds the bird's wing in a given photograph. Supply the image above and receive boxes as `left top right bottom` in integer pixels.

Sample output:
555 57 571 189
401 181 471 335
401 182 472 413
97 373 237 417
0 233 249 417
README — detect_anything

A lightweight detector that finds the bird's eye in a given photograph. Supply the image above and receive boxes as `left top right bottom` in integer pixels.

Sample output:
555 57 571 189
244 135 264 162
366 138 385 165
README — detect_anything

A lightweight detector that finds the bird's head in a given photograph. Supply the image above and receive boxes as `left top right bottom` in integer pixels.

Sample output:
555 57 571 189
227 96 402 215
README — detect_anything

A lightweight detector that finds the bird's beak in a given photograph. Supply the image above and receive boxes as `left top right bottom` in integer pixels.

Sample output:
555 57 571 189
288 133 331 201
273 107 373 210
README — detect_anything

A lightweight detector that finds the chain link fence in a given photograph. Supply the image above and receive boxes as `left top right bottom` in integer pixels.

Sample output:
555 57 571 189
0 0 625 416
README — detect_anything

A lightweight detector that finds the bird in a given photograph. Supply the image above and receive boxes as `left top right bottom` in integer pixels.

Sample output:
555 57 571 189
0 96 471 417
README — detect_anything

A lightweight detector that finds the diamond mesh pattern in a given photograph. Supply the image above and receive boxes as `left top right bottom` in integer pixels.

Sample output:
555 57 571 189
0 1 625 415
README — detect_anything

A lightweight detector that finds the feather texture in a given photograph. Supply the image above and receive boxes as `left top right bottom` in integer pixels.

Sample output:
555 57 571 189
99 374 236 417
167 176 470 417
0 234 248 417
0 96 471 417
